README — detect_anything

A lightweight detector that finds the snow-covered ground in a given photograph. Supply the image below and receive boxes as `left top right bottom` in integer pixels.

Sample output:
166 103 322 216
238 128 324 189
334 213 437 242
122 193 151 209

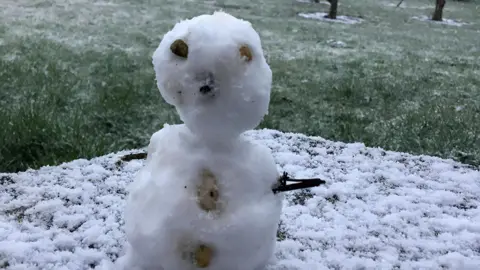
412 15 469 27
296 0 332 4
298 12 363 24
384 2 434 9
1 129 479 269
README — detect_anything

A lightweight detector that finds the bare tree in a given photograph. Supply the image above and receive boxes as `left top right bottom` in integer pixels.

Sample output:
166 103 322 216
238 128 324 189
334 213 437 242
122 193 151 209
312 0 339 20
432 0 446 21
324 0 338 19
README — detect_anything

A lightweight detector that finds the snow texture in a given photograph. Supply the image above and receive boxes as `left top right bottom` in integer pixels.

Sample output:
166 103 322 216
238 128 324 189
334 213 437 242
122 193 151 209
385 3 432 9
412 15 469 27
1 129 480 270
298 12 363 24
327 39 347 48
296 0 331 4
296 0 335 5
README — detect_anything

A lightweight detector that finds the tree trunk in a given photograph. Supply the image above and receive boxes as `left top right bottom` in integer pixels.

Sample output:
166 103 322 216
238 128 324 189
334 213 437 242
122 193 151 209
325 0 338 19
432 0 446 21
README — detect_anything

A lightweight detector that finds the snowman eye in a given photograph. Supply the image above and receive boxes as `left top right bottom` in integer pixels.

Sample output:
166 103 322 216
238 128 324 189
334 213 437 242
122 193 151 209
239 45 252 62
170 39 189 58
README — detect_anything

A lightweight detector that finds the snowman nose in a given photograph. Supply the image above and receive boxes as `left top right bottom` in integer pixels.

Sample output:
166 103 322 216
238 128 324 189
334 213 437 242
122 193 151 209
198 72 215 95
199 85 212 94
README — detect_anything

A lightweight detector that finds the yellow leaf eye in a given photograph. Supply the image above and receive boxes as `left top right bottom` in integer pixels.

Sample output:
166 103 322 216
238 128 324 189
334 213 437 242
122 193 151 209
170 39 188 58
239 45 253 62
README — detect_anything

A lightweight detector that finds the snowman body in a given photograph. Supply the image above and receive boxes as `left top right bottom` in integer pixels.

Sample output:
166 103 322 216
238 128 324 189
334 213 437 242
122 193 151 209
120 124 282 270
117 11 283 270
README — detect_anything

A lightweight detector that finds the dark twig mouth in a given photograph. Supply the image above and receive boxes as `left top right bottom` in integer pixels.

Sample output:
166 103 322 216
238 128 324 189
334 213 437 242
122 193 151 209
272 172 326 194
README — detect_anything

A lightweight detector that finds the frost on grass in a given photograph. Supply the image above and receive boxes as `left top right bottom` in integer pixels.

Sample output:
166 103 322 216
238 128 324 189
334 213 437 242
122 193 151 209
298 12 363 24
413 15 469 27
1 129 480 269
296 0 332 4
385 2 433 9
0 0 178 53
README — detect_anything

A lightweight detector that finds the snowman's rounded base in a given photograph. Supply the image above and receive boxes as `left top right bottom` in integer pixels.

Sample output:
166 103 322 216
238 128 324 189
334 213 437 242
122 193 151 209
119 124 283 270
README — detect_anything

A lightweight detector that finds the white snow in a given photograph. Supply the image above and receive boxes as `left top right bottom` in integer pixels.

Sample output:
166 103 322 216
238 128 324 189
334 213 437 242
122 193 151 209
118 124 283 270
152 11 272 142
1 129 479 269
296 0 336 5
413 15 469 27
298 12 363 24
133 11 281 269
385 3 433 9
327 39 347 48
296 0 331 4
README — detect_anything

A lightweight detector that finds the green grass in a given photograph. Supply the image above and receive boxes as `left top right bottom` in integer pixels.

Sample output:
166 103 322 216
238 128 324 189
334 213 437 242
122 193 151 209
0 0 479 172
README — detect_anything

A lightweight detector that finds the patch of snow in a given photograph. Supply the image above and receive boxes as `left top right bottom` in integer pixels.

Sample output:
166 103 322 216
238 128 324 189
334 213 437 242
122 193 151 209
327 39 347 48
92 1 118 6
1 129 479 269
385 2 432 9
413 15 468 27
298 12 363 24
296 0 331 4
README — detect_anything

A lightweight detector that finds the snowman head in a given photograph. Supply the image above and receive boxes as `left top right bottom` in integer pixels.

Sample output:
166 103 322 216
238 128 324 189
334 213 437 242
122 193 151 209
152 11 272 141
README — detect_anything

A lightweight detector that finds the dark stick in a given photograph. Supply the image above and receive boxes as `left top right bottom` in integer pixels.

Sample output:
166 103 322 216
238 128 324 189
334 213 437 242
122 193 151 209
272 172 327 194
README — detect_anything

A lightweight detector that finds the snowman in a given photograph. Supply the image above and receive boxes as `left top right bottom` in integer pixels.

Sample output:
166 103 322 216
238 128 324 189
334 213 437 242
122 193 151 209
114 11 324 270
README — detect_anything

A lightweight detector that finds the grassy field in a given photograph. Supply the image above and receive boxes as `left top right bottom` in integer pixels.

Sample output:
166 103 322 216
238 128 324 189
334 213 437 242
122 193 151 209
0 0 479 173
